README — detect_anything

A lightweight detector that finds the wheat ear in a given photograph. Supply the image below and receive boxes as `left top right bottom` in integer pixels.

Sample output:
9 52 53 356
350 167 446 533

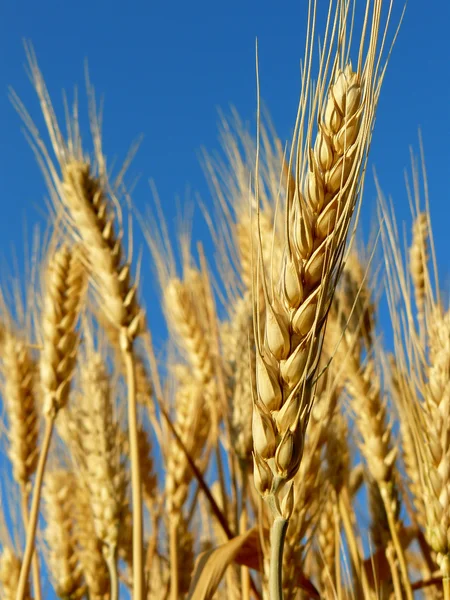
1 331 41 600
16 245 84 600
253 62 369 600
254 0 392 579
421 309 450 595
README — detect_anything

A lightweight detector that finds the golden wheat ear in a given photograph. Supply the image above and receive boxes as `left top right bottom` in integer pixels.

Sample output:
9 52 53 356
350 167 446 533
15 244 85 600
0 327 43 600
251 2 396 597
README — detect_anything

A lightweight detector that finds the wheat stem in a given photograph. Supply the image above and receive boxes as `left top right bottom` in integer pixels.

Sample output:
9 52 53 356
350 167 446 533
386 543 403 600
443 577 450 600
333 502 342 600
16 416 54 600
269 515 288 600
121 329 144 600
239 476 250 600
381 483 413 600
169 520 179 600
105 547 119 600
338 489 371 599
20 490 41 600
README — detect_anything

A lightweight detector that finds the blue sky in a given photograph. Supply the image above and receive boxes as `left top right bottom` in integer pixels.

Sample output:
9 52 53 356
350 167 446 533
0 0 449 595
1 1 449 283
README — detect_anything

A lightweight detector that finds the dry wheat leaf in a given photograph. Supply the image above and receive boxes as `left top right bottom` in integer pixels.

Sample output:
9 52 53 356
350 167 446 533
187 527 257 600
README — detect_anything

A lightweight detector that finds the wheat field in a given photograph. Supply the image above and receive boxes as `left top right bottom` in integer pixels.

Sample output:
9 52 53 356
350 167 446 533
0 1 449 599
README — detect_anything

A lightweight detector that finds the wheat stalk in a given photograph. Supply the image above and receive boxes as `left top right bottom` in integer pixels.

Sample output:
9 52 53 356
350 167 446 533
76 352 128 600
252 1 390 590
1 331 42 600
1 332 39 492
14 51 147 597
16 245 85 600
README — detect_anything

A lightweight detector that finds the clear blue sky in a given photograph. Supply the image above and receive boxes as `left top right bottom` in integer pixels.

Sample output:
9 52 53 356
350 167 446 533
0 0 449 593
1 0 449 279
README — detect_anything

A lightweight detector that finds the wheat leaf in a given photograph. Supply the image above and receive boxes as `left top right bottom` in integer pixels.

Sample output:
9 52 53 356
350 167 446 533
187 528 258 600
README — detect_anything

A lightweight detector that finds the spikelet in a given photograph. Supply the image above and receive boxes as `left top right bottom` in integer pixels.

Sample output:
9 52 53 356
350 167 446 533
0 548 32 600
40 245 85 417
1 331 39 490
43 471 85 599
61 161 144 343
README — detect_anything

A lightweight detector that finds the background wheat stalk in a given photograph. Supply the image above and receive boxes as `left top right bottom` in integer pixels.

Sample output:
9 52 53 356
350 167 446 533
16 244 85 600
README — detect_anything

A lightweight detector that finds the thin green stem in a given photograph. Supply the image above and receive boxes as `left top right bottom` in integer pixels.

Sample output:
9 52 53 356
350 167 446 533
270 516 288 600
121 331 144 600
16 416 54 600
